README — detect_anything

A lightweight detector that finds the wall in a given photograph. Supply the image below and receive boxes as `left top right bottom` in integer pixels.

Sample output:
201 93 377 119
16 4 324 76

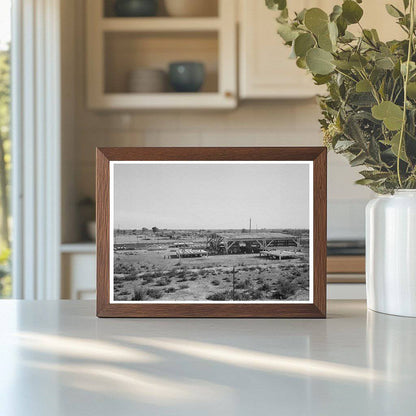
62 0 374 243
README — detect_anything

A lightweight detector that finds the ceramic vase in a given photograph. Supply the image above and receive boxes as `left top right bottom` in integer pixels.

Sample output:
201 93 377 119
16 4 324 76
366 190 416 317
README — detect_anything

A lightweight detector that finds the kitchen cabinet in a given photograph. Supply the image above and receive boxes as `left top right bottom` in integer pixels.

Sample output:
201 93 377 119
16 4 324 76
61 244 96 300
87 0 404 107
239 0 321 99
86 0 237 109
238 0 404 99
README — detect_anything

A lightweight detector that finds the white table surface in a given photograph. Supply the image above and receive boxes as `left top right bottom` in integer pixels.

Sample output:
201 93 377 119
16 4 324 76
0 300 415 416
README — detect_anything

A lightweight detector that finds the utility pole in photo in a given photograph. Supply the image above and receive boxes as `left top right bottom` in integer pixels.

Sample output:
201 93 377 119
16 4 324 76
232 266 236 300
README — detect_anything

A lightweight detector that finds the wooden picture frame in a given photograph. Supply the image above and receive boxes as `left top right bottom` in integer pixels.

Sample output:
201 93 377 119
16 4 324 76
96 147 327 318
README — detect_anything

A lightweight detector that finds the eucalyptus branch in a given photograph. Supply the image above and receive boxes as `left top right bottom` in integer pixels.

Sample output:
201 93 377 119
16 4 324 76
393 86 404 104
358 69 381 104
334 68 357 83
390 79 398 101
267 0 416 193
397 0 415 188
358 22 378 49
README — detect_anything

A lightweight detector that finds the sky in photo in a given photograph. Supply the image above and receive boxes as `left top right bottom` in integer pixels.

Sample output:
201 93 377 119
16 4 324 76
113 162 311 230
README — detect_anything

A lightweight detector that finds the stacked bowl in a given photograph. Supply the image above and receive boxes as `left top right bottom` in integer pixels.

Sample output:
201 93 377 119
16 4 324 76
127 68 167 93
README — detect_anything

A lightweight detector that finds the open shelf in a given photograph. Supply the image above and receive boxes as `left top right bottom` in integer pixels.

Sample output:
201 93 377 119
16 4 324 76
103 0 219 18
61 242 96 254
90 92 235 109
101 17 221 32
104 31 219 94
86 0 237 109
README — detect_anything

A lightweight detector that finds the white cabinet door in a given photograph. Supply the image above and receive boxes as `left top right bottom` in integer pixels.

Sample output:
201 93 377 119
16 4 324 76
238 0 404 99
239 0 319 99
62 253 96 300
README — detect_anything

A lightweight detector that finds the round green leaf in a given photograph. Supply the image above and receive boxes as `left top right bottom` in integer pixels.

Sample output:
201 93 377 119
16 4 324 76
336 15 348 35
306 48 335 75
342 0 363 24
330 5 343 22
318 32 333 52
385 4 403 18
296 8 307 22
328 21 338 42
407 82 416 99
382 133 409 162
371 29 380 42
296 57 307 69
304 8 329 35
350 53 368 69
401 61 416 76
313 74 331 85
294 33 315 57
317 22 338 52
356 79 372 92
277 23 299 42
371 101 403 131
333 59 353 70
266 0 287 11
375 56 395 70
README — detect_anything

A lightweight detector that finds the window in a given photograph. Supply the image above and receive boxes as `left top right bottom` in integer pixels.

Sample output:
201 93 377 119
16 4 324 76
0 0 11 298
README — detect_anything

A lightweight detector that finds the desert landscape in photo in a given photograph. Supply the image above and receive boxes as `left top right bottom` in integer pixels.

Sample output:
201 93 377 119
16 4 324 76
111 162 312 302
113 228 310 301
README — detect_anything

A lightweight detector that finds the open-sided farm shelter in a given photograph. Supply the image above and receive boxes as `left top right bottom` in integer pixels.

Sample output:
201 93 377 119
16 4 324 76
207 232 300 255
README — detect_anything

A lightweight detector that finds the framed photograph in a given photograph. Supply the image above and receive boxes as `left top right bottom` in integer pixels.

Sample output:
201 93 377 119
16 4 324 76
96 147 327 318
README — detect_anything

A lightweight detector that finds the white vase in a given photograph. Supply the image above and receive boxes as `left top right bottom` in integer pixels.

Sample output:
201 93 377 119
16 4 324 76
366 190 416 317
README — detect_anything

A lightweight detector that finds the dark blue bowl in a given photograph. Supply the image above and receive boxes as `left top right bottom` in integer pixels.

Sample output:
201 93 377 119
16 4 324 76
169 62 205 93
114 0 158 17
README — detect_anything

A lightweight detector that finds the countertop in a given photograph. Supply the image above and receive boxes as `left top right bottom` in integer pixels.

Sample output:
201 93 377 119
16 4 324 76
0 300 415 415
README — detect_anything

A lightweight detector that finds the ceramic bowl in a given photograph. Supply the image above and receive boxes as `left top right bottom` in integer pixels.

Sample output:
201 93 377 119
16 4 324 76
114 0 158 17
168 62 205 93
127 68 167 93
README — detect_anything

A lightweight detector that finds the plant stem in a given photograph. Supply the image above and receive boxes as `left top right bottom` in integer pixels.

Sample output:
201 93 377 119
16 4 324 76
334 68 357 83
358 22 378 49
397 0 415 188
358 69 380 104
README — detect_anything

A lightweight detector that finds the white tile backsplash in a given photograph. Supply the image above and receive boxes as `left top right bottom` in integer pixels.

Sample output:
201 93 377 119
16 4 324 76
328 199 368 240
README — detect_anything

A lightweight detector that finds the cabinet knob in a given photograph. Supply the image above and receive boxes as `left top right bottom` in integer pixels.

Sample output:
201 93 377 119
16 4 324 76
225 91 234 98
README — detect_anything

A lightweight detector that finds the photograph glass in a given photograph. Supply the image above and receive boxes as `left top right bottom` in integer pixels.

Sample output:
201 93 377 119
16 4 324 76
110 161 313 303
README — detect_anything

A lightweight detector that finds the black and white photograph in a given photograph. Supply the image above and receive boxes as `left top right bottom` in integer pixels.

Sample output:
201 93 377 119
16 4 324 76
110 161 313 303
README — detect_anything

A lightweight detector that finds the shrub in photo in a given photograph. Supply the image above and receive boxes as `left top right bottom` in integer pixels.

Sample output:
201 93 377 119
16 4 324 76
156 277 170 286
132 286 148 301
179 284 189 290
272 277 297 300
206 291 232 301
147 288 163 299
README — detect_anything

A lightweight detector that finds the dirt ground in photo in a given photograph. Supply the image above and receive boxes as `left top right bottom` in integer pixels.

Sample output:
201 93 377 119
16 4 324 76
113 230 310 302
